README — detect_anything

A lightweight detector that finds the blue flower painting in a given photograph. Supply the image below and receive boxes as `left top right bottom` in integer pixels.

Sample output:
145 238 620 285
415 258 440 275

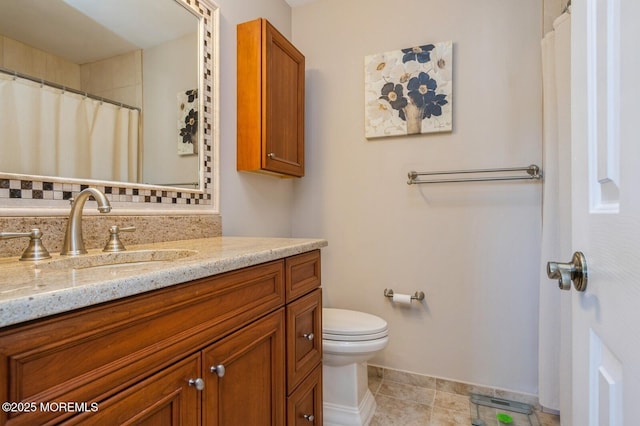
365 41 452 138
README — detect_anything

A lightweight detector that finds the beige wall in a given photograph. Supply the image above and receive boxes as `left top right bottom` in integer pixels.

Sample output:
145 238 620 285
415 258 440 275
142 33 198 186
80 50 142 108
217 0 297 238
0 36 81 89
291 0 543 395
0 35 142 108
544 0 566 32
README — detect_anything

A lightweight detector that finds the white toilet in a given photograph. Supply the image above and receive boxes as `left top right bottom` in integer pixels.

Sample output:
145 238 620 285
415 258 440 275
322 308 389 426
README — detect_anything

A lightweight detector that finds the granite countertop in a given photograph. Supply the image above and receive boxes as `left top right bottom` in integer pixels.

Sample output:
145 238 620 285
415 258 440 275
0 236 327 328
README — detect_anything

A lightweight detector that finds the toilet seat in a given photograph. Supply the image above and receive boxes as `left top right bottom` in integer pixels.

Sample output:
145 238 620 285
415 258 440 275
323 308 388 342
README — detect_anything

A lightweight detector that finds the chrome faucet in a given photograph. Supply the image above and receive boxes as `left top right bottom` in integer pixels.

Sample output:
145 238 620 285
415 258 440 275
61 188 112 256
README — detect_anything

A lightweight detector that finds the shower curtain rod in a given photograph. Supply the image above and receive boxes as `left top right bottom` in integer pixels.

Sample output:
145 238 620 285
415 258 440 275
0 67 141 112
407 164 542 185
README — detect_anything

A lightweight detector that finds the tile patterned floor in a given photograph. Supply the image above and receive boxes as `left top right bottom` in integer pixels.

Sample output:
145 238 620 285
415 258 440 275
367 366 561 426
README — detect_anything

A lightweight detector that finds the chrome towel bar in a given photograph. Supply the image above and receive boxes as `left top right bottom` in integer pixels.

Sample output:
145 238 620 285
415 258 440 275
407 164 542 185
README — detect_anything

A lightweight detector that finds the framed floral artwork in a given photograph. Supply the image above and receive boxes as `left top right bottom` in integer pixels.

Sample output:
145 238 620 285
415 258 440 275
177 89 198 155
365 41 452 138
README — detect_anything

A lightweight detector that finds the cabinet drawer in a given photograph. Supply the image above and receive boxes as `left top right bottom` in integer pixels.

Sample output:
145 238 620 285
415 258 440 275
286 288 322 393
0 260 284 426
285 250 321 302
287 364 322 426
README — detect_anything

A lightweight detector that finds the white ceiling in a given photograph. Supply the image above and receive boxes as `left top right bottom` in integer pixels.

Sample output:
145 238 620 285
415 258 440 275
0 0 197 64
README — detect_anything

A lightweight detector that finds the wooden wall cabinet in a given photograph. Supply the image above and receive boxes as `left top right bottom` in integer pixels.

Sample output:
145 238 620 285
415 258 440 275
237 18 305 178
0 250 323 425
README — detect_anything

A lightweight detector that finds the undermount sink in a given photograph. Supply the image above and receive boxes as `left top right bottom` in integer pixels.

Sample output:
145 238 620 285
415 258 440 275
36 249 198 271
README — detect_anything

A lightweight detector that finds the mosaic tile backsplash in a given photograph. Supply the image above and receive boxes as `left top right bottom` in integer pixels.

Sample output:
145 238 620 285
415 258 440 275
0 179 209 205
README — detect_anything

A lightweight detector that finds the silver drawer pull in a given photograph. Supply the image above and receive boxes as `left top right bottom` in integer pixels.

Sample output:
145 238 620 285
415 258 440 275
210 364 226 377
302 332 314 341
188 377 205 391
303 414 315 422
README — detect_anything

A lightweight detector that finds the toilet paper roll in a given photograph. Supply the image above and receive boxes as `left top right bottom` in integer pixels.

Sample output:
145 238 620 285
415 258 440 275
392 293 412 304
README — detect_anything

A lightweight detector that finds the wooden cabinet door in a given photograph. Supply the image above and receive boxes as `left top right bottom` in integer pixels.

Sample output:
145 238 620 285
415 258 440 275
62 354 201 426
263 20 305 177
237 18 305 177
203 309 285 426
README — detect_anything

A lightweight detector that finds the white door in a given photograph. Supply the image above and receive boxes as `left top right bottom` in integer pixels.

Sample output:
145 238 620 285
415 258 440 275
568 0 640 424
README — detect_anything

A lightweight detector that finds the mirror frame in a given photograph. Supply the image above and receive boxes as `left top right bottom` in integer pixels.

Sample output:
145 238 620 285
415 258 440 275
0 0 219 214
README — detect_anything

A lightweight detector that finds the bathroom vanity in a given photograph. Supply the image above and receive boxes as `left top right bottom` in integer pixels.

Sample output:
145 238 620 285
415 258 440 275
0 237 326 425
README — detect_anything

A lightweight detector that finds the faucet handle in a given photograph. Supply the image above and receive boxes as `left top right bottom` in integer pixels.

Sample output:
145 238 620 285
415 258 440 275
0 228 52 261
103 225 136 252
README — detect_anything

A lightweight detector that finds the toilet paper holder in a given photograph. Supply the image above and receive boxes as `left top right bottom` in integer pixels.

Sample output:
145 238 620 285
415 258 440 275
383 288 425 301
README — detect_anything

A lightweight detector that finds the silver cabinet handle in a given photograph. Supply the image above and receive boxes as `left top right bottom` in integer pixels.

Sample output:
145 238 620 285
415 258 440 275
210 364 226 377
303 414 315 422
547 251 588 292
188 377 205 391
267 152 276 159
302 332 314 341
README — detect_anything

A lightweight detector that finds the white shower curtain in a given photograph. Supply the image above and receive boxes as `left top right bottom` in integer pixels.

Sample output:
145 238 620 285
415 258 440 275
539 12 572 412
0 73 139 182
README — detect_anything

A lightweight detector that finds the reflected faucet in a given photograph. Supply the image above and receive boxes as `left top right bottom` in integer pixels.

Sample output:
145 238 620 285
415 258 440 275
61 188 112 256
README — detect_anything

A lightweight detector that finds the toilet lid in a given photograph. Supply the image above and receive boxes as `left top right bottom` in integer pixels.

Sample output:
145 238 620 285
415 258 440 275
323 308 388 341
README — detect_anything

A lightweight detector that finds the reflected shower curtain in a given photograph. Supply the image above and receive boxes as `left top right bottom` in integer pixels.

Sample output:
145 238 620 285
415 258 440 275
539 12 571 412
0 73 139 182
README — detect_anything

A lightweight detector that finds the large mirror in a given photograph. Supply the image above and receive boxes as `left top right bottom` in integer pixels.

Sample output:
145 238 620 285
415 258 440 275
0 0 218 208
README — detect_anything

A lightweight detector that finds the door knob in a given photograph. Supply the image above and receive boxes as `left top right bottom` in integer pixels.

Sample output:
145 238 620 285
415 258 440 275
546 251 588 292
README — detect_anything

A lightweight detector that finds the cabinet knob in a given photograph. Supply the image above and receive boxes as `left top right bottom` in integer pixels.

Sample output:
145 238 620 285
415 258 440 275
303 414 315 422
267 152 276 159
188 377 205 391
210 364 226 377
302 332 314 341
